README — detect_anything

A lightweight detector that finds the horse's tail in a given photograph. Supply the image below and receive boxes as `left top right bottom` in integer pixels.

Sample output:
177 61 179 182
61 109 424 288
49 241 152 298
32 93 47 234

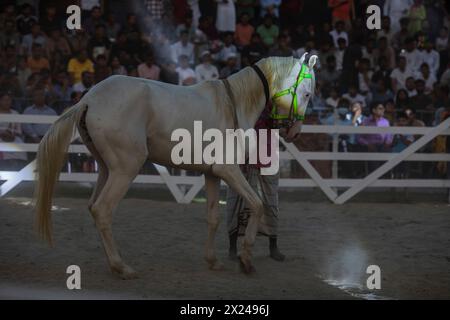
34 101 88 245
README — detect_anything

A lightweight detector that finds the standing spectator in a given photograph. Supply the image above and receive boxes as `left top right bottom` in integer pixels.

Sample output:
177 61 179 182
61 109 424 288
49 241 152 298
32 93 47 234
403 37 422 74
0 91 27 170
68 50 95 84
260 0 281 18
22 90 57 143
176 54 196 85
170 30 195 65
138 52 161 81
407 0 426 36
216 0 237 33
420 42 440 78
234 12 254 48
73 71 95 93
357 103 393 172
416 63 437 94
383 0 413 33
195 51 219 81
27 43 50 74
256 14 279 48
217 32 238 64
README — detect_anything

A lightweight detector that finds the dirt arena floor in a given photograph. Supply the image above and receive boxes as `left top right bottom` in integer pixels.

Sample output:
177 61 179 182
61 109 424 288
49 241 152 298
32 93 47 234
0 183 449 300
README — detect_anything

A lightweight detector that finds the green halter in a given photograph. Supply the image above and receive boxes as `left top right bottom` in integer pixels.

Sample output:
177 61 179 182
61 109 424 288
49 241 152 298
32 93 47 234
271 63 312 122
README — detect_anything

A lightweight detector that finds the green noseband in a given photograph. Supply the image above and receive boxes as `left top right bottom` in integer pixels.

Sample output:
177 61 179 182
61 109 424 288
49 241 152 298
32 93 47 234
271 63 312 122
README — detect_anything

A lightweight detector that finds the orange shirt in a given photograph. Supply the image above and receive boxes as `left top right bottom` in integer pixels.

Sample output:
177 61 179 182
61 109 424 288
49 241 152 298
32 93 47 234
27 56 50 73
328 0 352 21
235 23 254 47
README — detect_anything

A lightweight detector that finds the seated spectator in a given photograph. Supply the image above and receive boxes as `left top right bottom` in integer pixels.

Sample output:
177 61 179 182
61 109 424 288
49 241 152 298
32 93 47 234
219 53 240 78
384 99 397 125
67 50 95 84
372 56 392 88
392 17 410 51
105 13 121 41
403 37 422 74
440 62 450 88
415 63 437 94
256 14 279 48
342 84 366 109
241 33 267 66
217 32 238 65
325 87 340 108
395 89 410 111
334 37 347 71
374 36 396 70
295 39 320 64
0 91 27 170
21 22 46 55
175 12 196 41
269 34 294 57
88 24 111 60
110 56 127 75
317 55 340 97
83 6 106 36
27 43 50 74
73 71 95 93
170 30 194 65
376 16 394 45
404 107 425 128
49 70 73 102
176 55 196 85
329 20 348 48
22 89 57 143
404 76 417 97
0 19 21 50
94 54 112 83
371 78 394 106
46 28 72 61
198 15 219 41
390 55 413 93
420 42 439 78
40 5 60 35
195 51 219 82
435 27 448 52
356 58 372 95
137 52 161 81
409 79 433 114
16 56 32 95
67 29 90 55
234 12 254 48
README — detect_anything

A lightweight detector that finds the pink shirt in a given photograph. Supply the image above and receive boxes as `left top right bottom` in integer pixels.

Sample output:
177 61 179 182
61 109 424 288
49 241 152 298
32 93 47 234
137 63 160 80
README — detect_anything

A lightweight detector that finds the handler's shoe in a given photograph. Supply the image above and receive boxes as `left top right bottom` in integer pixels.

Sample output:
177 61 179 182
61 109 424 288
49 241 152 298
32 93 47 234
269 237 285 262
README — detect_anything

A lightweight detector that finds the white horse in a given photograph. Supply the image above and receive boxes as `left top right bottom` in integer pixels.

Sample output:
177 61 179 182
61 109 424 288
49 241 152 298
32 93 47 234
34 54 317 279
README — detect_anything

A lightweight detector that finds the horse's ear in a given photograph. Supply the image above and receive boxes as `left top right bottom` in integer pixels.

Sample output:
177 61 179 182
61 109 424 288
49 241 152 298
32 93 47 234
299 52 308 65
308 55 318 69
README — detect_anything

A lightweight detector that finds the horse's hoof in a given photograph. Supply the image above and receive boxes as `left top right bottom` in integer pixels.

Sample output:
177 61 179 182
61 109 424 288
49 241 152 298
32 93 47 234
238 256 256 274
112 265 139 280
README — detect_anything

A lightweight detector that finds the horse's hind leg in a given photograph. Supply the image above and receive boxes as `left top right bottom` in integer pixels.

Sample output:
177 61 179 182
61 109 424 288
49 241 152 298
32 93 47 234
204 174 223 270
90 168 141 279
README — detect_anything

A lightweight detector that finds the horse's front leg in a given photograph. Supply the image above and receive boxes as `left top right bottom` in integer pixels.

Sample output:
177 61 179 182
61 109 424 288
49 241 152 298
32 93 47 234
204 174 223 270
212 164 264 274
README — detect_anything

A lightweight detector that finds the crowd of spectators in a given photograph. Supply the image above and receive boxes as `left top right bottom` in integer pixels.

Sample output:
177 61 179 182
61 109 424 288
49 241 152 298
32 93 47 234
0 0 450 178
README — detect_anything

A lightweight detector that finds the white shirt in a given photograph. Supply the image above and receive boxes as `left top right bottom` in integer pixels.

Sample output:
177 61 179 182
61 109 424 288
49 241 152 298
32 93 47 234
403 49 422 73
390 68 413 91
195 63 219 82
329 30 348 48
420 49 440 77
170 41 194 65
176 67 196 85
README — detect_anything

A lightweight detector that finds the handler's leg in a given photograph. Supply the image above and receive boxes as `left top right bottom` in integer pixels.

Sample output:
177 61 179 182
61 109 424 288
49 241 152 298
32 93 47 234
212 164 264 273
204 174 223 270
258 172 285 261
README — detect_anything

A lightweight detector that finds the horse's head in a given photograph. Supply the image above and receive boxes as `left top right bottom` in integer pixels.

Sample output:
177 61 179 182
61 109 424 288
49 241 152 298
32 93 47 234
271 53 318 142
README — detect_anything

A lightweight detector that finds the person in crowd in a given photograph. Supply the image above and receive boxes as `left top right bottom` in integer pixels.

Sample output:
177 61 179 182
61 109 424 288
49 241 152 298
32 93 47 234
170 30 195 65
73 71 95 93
27 43 50 74
22 89 57 143
0 91 27 170
137 52 161 81
256 14 279 48
67 49 95 84
176 54 196 85
219 52 239 78
234 12 254 48
241 32 267 66
195 51 219 82
215 0 236 33
390 55 413 93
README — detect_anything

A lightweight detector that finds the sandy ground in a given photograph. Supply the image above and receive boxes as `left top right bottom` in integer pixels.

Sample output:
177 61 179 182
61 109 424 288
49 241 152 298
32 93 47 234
0 185 449 300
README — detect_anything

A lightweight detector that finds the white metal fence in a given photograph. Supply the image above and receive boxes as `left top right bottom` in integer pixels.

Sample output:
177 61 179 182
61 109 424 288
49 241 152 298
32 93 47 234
1 113 450 204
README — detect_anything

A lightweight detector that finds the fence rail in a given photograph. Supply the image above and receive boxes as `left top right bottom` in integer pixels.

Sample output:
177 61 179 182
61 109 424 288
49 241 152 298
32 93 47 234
1 114 450 204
